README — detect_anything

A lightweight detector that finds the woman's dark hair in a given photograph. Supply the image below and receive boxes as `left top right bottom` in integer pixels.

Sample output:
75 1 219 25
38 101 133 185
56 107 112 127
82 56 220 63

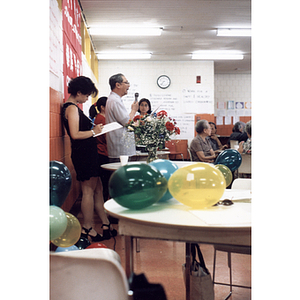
68 76 98 97
232 121 245 133
209 121 217 130
96 96 108 113
89 96 108 119
109 73 124 90
138 98 152 114
89 105 97 119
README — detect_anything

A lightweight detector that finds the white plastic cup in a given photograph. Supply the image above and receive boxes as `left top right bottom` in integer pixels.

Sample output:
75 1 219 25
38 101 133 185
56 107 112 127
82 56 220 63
120 155 129 166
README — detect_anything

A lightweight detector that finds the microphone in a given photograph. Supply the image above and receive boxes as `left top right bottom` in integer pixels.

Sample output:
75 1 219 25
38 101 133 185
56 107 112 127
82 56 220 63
134 92 139 102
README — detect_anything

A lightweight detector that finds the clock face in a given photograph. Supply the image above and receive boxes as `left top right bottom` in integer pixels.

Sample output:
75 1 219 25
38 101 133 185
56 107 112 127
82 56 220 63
157 75 171 89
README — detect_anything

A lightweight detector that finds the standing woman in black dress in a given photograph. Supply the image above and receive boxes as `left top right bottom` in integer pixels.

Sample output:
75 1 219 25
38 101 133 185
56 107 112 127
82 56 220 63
62 76 117 241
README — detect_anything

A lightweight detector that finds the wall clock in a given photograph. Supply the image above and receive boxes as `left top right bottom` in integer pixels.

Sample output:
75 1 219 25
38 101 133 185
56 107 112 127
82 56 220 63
157 75 171 89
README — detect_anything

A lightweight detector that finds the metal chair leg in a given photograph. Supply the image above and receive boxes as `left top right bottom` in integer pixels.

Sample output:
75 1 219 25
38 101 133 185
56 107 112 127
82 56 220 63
212 247 217 283
228 252 232 292
135 238 140 253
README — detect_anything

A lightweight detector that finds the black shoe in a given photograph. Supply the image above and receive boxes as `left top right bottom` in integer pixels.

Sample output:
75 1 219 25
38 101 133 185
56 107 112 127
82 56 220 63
101 223 118 240
82 226 104 242
108 215 119 224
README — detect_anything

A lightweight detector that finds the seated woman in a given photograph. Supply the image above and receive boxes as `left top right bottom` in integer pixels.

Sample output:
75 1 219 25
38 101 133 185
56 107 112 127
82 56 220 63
138 98 152 116
190 120 216 163
207 121 228 153
227 121 248 147
238 120 251 154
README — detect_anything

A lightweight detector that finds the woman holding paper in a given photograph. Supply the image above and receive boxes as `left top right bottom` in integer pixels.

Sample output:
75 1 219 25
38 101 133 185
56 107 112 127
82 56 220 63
62 76 116 242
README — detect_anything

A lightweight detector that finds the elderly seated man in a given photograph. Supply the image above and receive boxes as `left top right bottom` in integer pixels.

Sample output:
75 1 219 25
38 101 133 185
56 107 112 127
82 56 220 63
190 120 216 163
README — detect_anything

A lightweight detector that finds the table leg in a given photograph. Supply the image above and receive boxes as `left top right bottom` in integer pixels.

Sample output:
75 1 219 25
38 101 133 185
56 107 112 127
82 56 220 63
125 236 134 278
185 242 191 300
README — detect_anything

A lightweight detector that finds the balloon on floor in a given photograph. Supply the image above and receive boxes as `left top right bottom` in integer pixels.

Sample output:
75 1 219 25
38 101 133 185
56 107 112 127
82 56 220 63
49 205 68 241
50 160 72 207
51 213 81 247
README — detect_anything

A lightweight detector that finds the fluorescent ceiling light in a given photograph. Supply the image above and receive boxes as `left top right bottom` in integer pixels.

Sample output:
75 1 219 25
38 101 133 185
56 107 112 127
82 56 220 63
96 52 152 60
217 28 251 37
192 51 244 60
89 27 162 36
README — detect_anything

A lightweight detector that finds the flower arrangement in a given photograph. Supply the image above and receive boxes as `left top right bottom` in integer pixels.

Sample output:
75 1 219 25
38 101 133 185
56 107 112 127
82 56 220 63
125 110 180 162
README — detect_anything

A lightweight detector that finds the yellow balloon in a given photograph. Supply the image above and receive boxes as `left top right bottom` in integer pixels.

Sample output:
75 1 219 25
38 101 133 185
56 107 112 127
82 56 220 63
168 163 226 209
214 164 233 187
51 213 81 247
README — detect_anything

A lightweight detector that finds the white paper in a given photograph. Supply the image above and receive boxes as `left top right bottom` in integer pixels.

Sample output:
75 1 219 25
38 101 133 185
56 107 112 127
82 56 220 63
224 116 232 125
216 116 223 125
232 115 239 124
171 114 195 139
217 102 226 109
149 92 181 115
216 109 226 117
94 122 123 137
220 189 252 201
182 88 214 114
190 204 251 225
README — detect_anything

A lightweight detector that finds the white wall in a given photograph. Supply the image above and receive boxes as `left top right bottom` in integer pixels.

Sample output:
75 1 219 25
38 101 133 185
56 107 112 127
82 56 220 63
98 60 215 142
215 73 251 106
214 73 251 125
49 0 63 93
98 60 214 98
82 54 98 117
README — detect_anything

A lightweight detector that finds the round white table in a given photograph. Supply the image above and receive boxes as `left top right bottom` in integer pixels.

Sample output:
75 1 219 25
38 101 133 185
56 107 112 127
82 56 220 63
131 150 170 161
101 160 199 171
104 189 251 300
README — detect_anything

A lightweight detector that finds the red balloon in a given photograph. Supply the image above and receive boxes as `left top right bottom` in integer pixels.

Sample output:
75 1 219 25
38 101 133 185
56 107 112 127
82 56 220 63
86 242 108 249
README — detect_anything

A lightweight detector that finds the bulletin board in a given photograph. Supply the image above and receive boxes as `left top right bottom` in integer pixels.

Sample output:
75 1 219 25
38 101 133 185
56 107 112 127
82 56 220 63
214 100 252 135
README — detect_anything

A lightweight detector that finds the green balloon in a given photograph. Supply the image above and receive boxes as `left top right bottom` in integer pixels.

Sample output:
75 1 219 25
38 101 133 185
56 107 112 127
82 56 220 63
214 164 233 187
49 205 68 240
109 163 168 209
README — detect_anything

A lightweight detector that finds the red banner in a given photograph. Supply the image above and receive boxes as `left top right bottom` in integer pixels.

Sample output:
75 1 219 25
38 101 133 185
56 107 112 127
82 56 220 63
62 0 82 101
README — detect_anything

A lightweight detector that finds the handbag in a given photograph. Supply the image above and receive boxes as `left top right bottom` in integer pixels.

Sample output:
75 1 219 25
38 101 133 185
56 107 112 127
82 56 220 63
182 243 215 300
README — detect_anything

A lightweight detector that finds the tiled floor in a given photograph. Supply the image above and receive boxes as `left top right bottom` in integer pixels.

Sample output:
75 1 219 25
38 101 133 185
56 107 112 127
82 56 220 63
75 209 251 300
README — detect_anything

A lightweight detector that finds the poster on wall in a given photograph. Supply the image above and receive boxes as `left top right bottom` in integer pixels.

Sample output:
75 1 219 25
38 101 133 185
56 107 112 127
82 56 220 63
171 114 195 140
62 0 82 101
123 89 194 139
148 93 181 115
215 100 252 124
123 91 182 116
182 88 214 114
49 0 61 77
